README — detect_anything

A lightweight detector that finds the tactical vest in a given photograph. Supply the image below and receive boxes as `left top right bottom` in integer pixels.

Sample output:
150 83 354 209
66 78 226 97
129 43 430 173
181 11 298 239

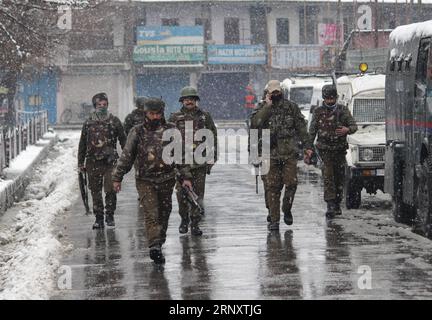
135 123 175 178
171 109 208 161
315 106 347 150
268 102 297 140
86 116 115 160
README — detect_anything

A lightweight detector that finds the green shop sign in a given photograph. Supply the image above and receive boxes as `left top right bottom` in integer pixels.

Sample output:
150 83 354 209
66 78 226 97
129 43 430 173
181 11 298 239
133 44 204 62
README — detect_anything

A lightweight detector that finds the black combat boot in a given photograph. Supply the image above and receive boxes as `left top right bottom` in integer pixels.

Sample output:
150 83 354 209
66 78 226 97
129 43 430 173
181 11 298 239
105 212 115 227
179 218 189 234
283 211 293 225
334 202 342 216
92 214 105 230
266 214 271 222
191 224 203 236
326 201 336 219
267 221 279 231
149 245 165 264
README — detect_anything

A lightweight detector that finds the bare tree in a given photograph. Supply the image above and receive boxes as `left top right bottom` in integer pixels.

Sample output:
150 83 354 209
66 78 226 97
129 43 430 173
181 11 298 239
0 0 98 125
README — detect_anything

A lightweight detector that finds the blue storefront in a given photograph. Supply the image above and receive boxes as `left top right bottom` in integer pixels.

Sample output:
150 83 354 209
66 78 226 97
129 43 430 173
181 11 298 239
18 69 58 124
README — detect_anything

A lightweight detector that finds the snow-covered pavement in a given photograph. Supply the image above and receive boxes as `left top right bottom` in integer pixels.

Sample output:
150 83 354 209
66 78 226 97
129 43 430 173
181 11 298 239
0 131 80 299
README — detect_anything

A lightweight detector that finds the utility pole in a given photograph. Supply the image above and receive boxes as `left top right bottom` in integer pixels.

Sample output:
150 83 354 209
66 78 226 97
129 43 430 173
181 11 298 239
374 0 379 48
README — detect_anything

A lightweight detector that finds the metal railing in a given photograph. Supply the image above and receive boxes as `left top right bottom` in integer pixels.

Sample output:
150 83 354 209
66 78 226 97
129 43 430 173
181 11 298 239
0 110 48 176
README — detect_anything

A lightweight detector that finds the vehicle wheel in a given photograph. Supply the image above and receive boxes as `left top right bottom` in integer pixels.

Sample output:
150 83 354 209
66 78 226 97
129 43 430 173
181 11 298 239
60 109 72 124
345 178 361 209
413 157 432 238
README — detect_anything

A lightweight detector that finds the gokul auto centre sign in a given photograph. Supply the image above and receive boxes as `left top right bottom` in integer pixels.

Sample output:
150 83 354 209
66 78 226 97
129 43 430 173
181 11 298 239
134 26 204 63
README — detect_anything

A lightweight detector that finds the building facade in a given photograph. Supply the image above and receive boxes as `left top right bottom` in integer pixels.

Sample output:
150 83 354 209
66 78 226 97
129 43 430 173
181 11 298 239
25 0 432 123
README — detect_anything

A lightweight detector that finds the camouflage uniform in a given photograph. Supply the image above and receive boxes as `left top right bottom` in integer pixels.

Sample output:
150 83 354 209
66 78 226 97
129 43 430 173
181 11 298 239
308 103 358 207
112 116 192 249
250 97 311 227
78 112 126 221
169 106 218 234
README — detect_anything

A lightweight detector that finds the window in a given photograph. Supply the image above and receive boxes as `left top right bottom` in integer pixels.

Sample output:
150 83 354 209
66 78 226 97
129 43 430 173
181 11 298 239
224 18 240 44
195 18 211 41
70 11 113 50
416 38 431 83
162 18 179 26
299 6 319 44
276 18 289 44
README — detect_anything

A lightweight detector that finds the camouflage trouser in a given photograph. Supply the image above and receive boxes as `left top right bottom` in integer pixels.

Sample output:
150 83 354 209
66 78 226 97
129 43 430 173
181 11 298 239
175 166 207 226
136 178 176 248
263 158 298 223
319 150 347 203
86 158 116 216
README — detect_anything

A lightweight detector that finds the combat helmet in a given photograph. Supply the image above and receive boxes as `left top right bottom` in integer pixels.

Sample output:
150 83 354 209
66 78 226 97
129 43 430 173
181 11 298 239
179 86 200 102
322 84 338 99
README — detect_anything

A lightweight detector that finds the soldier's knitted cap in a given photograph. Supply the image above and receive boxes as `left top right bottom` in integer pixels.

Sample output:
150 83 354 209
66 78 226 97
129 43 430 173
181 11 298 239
266 80 282 93
92 92 108 107
144 97 165 112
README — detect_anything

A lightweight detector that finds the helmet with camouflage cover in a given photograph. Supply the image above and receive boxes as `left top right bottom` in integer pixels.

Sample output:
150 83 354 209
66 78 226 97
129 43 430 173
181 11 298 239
179 86 200 102
144 97 165 113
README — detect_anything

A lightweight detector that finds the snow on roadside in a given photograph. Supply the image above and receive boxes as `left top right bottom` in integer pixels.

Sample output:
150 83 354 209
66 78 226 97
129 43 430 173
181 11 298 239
0 131 80 300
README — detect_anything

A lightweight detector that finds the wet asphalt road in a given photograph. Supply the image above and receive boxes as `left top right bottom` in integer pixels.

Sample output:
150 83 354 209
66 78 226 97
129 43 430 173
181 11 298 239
51 161 432 300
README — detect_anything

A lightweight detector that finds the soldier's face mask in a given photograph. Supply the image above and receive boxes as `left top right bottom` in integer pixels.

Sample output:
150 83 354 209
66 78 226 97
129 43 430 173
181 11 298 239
270 91 283 103
95 100 108 114
324 97 337 108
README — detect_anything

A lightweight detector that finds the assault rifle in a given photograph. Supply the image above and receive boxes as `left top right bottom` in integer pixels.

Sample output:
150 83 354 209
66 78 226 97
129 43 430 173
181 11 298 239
78 171 90 215
181 185 205 216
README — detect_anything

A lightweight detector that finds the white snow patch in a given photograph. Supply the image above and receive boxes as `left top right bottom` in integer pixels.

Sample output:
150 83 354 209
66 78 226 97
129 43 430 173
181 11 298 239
390 20 432 44
0 131 80 300
4 145 45 174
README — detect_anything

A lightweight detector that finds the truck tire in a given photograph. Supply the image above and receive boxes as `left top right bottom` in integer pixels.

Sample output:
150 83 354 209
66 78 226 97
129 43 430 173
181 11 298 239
413 157 432 238
345 178 361 209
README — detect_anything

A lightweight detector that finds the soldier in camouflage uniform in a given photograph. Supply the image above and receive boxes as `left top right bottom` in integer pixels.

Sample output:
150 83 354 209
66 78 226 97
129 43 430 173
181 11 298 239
169 86 218 236
124 96 147 136
112 98 193 264
250 80 313 231
78 92 126 229
306 84 358 218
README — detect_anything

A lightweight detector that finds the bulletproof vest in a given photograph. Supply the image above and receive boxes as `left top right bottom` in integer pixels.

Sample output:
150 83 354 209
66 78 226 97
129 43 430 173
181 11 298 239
267 101 297 141
315 105 346 147
135 123 175 177
171 108 208 153
86 115 115 160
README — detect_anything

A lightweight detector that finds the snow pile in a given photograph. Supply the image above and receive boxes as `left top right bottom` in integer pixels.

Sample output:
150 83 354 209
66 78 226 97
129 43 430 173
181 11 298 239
4 145 46 175
0 131 80 300
390 20 432 44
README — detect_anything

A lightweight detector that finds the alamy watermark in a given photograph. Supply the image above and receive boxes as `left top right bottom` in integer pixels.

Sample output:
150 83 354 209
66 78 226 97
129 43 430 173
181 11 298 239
57 265 72 290
161 121 271 175
357 265 372 290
